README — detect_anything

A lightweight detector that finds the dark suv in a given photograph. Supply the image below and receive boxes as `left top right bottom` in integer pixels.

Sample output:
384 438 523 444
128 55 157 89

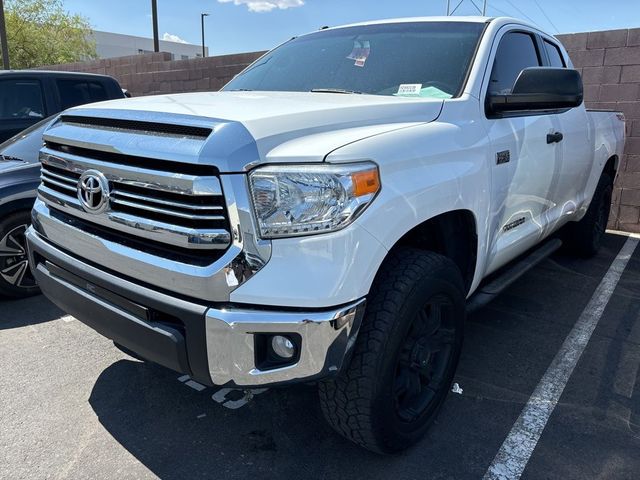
0 71 124 143
0 71 125 298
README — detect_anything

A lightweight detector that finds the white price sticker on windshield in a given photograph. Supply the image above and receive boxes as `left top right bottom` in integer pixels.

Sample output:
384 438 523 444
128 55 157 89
397 84 422 95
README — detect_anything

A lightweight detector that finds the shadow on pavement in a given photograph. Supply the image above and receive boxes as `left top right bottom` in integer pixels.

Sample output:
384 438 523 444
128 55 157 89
82 232 639 479
0 294 64 330
88 359 385 480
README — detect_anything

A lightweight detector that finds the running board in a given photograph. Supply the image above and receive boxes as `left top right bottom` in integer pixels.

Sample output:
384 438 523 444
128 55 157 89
466 238 563 313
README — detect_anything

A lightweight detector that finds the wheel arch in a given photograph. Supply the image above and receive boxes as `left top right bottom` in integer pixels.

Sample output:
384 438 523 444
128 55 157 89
0 196 36 219
380 209 479 294
603 154 618 179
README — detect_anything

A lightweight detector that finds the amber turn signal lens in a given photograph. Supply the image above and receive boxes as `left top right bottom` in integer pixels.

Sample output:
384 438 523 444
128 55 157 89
352 169 380 197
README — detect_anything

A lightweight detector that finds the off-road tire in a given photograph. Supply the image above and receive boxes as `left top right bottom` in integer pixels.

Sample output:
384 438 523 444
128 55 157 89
563 172 613 258
0 210 39 299
318 248 466 453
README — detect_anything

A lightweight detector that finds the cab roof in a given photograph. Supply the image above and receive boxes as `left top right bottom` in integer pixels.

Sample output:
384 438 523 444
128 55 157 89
319 16 542 35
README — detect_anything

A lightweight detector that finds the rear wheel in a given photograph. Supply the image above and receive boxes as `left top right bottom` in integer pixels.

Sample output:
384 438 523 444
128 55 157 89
0 211 39 299
563 172 613 258
318 248 465 453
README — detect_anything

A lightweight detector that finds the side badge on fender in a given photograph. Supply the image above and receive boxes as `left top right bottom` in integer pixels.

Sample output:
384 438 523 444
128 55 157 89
496 150 510 165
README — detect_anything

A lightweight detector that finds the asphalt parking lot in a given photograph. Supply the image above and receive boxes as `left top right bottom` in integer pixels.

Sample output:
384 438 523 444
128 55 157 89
1 232 640 480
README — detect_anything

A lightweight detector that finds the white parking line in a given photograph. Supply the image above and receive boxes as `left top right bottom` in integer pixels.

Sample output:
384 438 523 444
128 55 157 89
211 387 269 409
484 235 639 480
185 380 207 391
175 375 269 410
177 375 207 391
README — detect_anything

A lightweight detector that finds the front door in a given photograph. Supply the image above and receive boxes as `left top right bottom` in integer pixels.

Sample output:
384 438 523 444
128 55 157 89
482 29 564 274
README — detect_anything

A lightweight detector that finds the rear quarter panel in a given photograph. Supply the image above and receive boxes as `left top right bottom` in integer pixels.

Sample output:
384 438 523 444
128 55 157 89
580 111 625 216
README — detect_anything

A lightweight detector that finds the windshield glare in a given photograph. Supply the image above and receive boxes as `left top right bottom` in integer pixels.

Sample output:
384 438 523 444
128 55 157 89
224 22 484 99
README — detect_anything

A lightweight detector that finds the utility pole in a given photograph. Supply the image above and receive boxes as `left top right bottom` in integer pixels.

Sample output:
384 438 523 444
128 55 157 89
448 0 488 16
151 0 159 53
200 13 209 58
0 0 10 70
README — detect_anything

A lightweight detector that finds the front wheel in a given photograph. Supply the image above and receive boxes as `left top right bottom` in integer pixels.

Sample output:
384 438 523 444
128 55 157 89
318 248 466 453
0 210 39 299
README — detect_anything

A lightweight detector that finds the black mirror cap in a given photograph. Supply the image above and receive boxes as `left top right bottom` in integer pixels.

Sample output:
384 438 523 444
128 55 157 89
488 67 584 114
513 67 583 96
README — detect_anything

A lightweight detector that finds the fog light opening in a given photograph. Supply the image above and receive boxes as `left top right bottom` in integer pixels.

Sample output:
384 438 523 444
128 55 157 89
271 335 296 360
255 332 301 370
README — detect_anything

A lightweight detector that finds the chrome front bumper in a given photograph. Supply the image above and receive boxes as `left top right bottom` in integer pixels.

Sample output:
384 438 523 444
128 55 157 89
26 226 365 387
206 300 365 386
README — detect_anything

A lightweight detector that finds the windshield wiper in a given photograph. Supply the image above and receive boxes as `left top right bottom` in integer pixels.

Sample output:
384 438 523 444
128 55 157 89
226 88 254 92
311 88 362 95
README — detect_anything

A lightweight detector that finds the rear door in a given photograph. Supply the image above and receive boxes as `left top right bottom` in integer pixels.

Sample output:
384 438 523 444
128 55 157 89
0 77 48 143
541 36 593 213
481 29 562 274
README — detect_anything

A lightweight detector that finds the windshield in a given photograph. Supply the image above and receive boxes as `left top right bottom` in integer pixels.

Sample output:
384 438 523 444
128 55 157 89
224 22 485 99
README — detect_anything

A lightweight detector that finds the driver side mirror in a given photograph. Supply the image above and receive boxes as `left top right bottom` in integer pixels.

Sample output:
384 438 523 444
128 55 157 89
487 67 583 115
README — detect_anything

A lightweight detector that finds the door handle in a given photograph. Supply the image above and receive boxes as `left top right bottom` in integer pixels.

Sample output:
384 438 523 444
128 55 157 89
547 132 564 144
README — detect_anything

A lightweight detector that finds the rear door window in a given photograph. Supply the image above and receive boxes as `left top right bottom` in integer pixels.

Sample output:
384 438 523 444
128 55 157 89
0 79 46 120
543 40 566 67
56 79 110 110
488 32 541 95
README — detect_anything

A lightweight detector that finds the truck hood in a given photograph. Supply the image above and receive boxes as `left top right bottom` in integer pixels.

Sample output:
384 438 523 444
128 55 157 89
56 91 443 171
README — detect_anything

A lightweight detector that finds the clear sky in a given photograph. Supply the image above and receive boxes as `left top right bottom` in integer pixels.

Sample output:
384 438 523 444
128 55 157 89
62 0 640 55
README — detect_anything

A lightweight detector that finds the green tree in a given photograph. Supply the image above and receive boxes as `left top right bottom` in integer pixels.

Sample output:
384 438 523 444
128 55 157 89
2 0 97 68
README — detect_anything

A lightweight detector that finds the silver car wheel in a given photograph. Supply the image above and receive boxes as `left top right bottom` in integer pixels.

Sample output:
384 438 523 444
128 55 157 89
0 224 35 289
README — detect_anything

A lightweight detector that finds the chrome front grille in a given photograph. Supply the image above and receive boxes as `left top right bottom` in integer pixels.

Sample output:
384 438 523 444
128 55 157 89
41 163 78 195
38 140 232 257
111 185 226 229
32 109 271 301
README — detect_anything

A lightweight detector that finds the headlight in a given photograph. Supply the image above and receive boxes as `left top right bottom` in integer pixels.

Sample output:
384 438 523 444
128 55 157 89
249 162 380 239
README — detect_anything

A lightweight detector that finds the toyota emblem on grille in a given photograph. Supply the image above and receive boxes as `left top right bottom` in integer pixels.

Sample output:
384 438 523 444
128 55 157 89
77 170 110 214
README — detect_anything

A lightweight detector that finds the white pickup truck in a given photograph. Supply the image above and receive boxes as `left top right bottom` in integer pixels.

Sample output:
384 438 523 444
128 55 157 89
26 16 625 453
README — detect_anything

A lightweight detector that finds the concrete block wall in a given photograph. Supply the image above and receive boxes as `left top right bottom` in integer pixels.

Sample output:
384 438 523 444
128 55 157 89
40 51 265 97
558 28 640 233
